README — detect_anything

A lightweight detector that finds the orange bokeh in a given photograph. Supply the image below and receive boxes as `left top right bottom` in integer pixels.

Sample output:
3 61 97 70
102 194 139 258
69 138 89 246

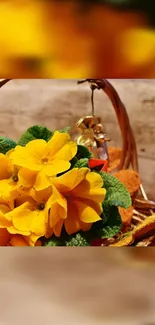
0 0 155 77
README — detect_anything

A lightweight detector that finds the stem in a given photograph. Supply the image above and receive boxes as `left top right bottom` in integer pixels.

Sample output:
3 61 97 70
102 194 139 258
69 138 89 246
91 87 95 116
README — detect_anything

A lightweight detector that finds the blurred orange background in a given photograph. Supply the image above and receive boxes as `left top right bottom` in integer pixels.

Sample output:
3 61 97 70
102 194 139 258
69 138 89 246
0 0 155 78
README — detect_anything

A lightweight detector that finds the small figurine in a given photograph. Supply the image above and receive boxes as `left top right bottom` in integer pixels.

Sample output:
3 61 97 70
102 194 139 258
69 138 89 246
76 115 110 162
75 79 111 172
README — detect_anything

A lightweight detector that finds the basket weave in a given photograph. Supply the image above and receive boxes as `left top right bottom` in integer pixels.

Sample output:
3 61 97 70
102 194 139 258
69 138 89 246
0 78 155 246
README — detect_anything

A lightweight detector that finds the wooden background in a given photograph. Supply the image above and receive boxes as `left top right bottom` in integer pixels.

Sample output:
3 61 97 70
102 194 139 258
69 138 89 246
0 79 154 199
1 248 155 325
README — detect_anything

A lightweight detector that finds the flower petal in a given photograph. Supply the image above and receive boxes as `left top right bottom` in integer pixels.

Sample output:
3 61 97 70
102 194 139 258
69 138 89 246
8 206 46 237
30 186 53 204
7 202 32 231
34 171 51 191
26 139 47 157
53 219 64 237
10 235 28 246
64 202 81 235
0 228 10 246
80 198 103 216
25 234 41 246
52 142 77 161
0 179 20 201
85 171 104 188
9 145 30 167
30 210 47 236
0 211 12 228
49 202 58 228
80 221 92 232
0 153 13 179
49 197 67 228
15 190 35 208
0 204 11 214
44 160 70 176
46 131 71 156
53 168 89 193
7 226 30 236
72 171 106 202
75 200 101 223
45 224 53 239
18 167 37 188
10 146 41 171
8 203 46 237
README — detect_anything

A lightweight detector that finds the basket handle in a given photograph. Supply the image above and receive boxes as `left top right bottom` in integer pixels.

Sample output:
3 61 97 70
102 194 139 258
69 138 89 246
79 79 139 172
0 79 11 88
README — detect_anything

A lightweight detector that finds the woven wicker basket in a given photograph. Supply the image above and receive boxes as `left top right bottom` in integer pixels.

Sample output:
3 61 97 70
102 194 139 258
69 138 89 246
0 78 155 246
77 79 155 246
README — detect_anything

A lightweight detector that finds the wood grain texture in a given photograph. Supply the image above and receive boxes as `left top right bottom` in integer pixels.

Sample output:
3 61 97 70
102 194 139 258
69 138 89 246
0 248 155 325
0 79 154 198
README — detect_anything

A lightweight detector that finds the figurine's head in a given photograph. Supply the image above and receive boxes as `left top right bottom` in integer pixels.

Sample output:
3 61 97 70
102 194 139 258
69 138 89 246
76 115 102 131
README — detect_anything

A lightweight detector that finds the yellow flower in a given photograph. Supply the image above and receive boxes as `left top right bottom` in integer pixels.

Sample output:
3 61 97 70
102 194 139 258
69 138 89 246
9 131 77 189
0 185 60 243
49 168 106 236
0 200 42 246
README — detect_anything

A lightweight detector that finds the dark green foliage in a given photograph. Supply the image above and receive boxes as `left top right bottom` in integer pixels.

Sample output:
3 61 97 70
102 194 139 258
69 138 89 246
0 136 16 154
18 125 53 146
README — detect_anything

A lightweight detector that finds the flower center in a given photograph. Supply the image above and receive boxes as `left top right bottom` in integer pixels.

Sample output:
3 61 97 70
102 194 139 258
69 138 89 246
42 158 48 164
38 203 45 210
12 175 19 182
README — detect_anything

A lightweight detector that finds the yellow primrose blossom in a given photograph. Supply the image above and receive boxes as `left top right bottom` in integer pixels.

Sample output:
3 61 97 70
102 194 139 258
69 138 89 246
49 168 106 236
9 131 77 190
0 199 42 246
0 185 61 243
5 150 40 189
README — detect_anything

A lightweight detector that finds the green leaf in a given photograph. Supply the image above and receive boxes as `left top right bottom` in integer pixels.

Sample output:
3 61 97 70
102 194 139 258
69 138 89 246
74 158 89 168
65 233 90 246
0 136 16 154
99 171 131 209
43 232 90 247
58 126 71 133
101 201 111 225
76 145 93 159
96 205 122 238
43 236 64 246
18 125 53 146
